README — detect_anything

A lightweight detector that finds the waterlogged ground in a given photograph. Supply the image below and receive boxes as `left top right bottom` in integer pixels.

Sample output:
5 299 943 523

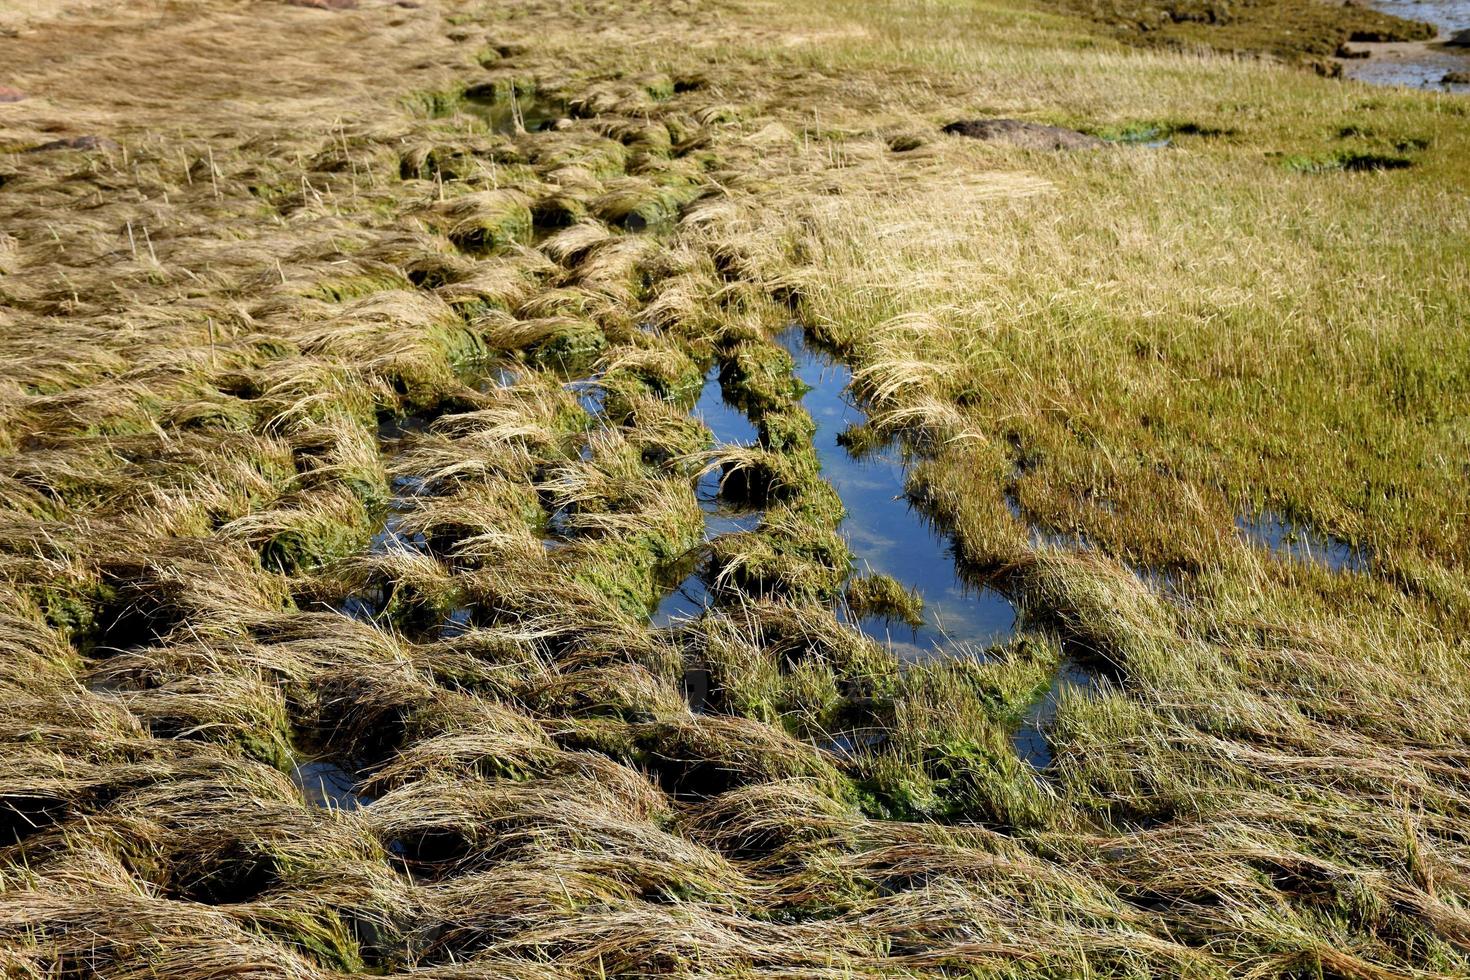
1 0 1469 977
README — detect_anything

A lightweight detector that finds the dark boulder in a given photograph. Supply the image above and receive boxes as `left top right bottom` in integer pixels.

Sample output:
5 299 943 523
27 135 120 152
942 118 1104 151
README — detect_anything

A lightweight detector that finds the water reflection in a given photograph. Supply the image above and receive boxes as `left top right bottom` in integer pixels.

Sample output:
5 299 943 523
291 760 371 811
776 326 1017 658
652 363 761 626
1237 511 1369 573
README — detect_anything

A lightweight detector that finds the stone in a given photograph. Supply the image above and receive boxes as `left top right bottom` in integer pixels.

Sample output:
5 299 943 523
942 118 1105 151
27 135 120 153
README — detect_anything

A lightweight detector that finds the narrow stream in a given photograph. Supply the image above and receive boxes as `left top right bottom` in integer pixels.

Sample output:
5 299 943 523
776 326 1018 659
1012 663 1097 769
336 361 519 625
652 363 762 626
463 89 570 134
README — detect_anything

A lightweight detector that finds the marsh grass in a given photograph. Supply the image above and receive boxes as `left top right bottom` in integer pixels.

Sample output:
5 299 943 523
0 0 1467 975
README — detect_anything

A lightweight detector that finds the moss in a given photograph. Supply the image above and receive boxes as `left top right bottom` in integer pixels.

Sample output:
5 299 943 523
305 271 412 303
720 339 806 417
525 318 607 371
833 421 886 458
849 756 940 822
38 582 115 642
638 73 677 101
531 191 589 228
592 179 701 232
559 468 705 620
715 446 824 509
254 910 366 974
571 544 663 621
259 505 373 576
601 348 704 413
964 634 1063 718
758 405 816 452
445 199 533 254
924 737 1052 828
236 729 297 772
776 659 845 736
165 396 258 433
551 716 646 760
850 737 1052 828
403 86 467 118
708 516 851 603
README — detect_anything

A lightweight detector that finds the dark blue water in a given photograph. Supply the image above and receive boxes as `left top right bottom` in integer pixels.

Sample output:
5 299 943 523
1237 511 1368 573
291 760 371 811
777 327 1017 658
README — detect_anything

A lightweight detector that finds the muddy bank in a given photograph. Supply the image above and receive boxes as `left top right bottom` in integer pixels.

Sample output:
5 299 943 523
1336 0 1470 89
1046 0 1436 70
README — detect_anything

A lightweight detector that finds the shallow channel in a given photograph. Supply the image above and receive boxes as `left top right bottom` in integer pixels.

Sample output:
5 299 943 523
776 325 1018 659
651 362 763 626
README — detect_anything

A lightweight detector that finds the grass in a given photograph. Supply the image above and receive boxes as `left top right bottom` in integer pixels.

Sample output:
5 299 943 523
0 0 1466 975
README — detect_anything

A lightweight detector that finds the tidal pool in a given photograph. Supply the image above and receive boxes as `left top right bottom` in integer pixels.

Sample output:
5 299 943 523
1344 0 1470 91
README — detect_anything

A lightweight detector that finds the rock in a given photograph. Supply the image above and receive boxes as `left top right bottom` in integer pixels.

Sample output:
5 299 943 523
0 86 24 102
27 135 119 153
942 118 1105 151
1443 70 1470 84
1447 28 1470 46
287 0 357 9
1335 42 1370 58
